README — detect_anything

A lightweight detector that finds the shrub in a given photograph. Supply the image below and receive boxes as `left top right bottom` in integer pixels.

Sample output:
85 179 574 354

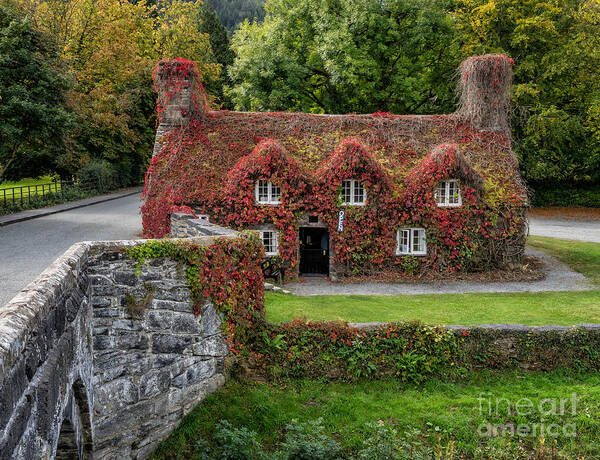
78 159 119 193
531 184 600 208
279 418 342 460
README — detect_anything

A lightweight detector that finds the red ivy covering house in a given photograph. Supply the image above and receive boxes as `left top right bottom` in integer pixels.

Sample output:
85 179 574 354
143 55 528 279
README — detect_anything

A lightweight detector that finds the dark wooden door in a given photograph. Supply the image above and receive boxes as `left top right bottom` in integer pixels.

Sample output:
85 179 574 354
299 228 329 275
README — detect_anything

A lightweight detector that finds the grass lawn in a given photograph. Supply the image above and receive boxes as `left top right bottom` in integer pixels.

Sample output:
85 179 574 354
0 175 56 189
266 237 600 325
0 175 62 200
152 370 600 459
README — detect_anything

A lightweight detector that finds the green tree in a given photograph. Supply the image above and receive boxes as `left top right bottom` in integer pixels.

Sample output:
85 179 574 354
199 2 235 107
455 0 600 187
228 0 460 114
0 5 73 181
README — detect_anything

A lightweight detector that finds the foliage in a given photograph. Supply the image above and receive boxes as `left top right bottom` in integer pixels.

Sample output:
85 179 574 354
208 0 265 34
0 183 95 216
77 159 119 193
12 0 220 185
199 3 235 109
227 0 460 114
0 4 73 182
454 0 600 189
531 185 600 208
152 373 600 459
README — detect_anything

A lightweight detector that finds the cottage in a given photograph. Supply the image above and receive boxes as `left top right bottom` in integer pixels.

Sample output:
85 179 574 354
143 54 528 279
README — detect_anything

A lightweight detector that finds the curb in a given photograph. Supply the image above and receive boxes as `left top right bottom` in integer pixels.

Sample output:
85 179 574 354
0 186 143 227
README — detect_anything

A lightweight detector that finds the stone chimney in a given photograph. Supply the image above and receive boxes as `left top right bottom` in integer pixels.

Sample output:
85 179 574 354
456 54 514 132
152 59 204 157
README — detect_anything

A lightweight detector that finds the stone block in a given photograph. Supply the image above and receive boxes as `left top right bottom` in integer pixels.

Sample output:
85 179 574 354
147 310 173 330
192 336 228 357
152 334 193 354
116 332 149 350
139 369 171 400
171 312 201 334
114 271 139 286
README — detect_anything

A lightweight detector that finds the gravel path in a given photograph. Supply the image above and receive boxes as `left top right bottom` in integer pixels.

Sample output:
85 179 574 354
285 249 594 296
0 192 143 307
529 217 600 243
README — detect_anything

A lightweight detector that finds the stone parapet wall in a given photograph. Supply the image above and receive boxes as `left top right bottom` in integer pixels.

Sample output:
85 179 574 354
0 242 94 458
170 212 237 238
0 237 232 459
87 244 228 458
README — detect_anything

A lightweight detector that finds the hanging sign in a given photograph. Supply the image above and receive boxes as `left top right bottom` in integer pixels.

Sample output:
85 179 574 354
337 209 345 232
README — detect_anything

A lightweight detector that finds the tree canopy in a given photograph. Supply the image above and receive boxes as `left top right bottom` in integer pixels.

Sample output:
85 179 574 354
228 0 460 114
0 5 73 181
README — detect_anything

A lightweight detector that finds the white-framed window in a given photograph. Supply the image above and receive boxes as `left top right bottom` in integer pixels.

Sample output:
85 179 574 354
341 180 366 206
259 230 279 256
435 180 462 207
396 228 427 256
255 180 281 205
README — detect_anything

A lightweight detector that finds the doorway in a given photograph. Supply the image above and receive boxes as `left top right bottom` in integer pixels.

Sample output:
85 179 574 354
299 227 329 275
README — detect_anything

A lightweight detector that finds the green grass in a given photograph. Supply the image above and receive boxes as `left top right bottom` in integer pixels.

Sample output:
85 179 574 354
266 290 600 325
0 175 56 189
528 236 600 285
266 237 600 325
152 370 600 459
0 175 63 200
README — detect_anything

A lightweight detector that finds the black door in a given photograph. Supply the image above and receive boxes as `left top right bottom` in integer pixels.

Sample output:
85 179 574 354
299 227 329 275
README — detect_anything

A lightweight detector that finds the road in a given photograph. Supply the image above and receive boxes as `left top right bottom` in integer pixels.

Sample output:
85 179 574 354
0 193 143 307
529 217 600 243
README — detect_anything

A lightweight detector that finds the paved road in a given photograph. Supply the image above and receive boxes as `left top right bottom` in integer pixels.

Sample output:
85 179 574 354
0 193 143 307
529 217 600 243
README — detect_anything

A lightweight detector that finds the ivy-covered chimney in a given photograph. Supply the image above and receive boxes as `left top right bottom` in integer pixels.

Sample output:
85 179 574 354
456 54 514 132
152 58 204 157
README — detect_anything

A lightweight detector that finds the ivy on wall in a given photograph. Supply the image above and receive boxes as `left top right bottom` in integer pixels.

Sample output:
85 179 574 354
142 57 528 276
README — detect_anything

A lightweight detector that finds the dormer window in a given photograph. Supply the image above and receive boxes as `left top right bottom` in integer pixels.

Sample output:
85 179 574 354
435 180 462 207
396 228 427 256
259 230 279 256
341 180 366 206
255 180 281 205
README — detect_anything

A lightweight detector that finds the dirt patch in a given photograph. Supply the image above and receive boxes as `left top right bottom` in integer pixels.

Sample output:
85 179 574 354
336 256 545 284
529 207 600 221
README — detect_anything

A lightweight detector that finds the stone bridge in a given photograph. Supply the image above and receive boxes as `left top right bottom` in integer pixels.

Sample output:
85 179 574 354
0 236 232 459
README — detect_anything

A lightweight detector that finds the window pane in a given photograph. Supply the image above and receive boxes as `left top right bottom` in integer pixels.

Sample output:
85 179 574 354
412 229 420 252
257 180 269 202
436 182 447 205
415 229 426 253
399 229 409 253
354 181 365 204
448 181 460 204
341 181 352 203
262 231 276 253
270 183 281 202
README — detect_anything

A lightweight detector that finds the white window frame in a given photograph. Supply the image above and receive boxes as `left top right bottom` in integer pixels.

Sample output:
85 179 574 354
255 180 281 205
396 228 427 256
259 230 279 256
435 179 462 207
340 179 366 206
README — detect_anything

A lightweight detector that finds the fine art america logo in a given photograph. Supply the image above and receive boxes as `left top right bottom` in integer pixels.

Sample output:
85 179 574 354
477 393 578 438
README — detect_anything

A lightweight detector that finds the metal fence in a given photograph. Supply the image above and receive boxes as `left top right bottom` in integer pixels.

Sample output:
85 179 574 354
0 179 106 207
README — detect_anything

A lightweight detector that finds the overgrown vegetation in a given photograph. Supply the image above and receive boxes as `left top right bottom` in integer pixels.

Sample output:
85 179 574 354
151 371 600 459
